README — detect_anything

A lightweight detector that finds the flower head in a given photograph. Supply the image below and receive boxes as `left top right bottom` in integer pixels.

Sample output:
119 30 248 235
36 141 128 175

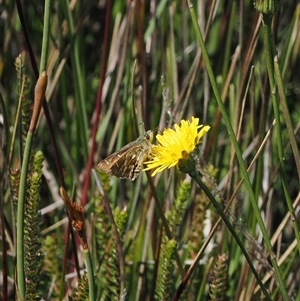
144 117 210 176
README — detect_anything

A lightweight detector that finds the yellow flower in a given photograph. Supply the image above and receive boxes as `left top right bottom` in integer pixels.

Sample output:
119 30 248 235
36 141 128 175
144 117 210 176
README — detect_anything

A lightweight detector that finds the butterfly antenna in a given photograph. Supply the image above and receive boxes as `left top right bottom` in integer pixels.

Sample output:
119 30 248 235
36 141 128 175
152 126 159 134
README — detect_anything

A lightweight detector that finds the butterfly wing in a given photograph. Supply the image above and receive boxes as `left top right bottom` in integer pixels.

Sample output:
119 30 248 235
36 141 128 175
97 142 135 176
98 131 153 180
110 141 151 180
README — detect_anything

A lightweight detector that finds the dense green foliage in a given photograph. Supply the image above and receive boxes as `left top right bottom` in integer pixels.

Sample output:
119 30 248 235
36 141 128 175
1 0 299 300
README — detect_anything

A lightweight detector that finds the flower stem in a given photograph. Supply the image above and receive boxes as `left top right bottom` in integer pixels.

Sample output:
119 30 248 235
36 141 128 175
186 1 290 299
191 171 272 300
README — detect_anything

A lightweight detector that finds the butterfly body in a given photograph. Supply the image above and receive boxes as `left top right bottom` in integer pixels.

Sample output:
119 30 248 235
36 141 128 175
98 130 153 181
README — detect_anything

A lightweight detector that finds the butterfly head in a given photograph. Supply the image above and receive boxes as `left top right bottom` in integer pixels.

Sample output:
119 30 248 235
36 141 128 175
144 130 153 142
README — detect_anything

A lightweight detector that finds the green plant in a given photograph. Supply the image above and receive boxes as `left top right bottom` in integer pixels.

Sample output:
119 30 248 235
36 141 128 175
1 0 299 300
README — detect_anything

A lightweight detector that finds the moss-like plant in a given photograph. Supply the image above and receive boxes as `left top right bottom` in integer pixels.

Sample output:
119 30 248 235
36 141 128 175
23 151 44 300
209 254 228 301
155 239 177 301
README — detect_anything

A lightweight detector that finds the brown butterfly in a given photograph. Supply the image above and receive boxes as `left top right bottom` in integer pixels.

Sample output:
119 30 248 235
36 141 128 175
97 130 153 181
